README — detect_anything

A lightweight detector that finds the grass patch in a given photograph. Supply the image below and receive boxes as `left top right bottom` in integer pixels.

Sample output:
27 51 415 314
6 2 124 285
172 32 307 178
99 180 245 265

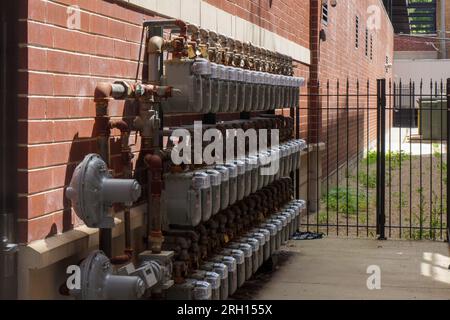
363 150 411 169
386 151 410 169
358 172 376 188
364 150 377 166
392 192 407 209
322 187 367 215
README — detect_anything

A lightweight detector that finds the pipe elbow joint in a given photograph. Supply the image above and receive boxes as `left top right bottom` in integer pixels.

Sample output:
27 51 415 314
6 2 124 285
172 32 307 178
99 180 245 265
94 82 113 100
144 153 163 170
148 36 165 54
109 120 130 133
175 19 187 36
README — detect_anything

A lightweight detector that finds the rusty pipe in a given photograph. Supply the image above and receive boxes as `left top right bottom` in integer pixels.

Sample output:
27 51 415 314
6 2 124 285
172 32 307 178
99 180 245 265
135 83 174 100
109 120 135 263
109 119 130 134
95 81 133 101
145 153 164 253
164 229 200 243
175 19 187 38
171 20 188 60
94 82 113 101
95 85 112 258
94 82 134 259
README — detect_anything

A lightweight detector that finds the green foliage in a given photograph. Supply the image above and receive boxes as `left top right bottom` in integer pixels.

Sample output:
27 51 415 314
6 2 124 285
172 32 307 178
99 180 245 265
358 172 376 188
362 150 410 169
392 192 407 209
432 144 442 159
364 150 377 166
437 161 447 184
386 151 410 169
322 187 367 215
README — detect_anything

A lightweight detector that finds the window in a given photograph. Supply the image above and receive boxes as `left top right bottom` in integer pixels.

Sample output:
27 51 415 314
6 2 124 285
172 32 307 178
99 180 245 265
365 28 369 56
370 34 373 60
322 1 329 25
355 16 359 48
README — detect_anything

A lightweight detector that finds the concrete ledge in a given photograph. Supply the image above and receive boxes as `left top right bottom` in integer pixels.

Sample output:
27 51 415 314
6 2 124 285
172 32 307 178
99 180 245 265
19 204 146 270
18 204 147 299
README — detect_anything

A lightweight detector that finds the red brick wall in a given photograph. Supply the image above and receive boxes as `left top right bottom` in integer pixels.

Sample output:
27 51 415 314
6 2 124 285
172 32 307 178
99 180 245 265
394 35 438 52
202 0 312 138
203 0 310 49
310 0 394 175
17 0 393 244
16 0 313 244
317 0 393 82
17 0 156 243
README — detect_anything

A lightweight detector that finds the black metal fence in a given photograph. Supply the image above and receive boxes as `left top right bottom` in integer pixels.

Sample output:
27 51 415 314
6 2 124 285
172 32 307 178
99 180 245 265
299 78 449 241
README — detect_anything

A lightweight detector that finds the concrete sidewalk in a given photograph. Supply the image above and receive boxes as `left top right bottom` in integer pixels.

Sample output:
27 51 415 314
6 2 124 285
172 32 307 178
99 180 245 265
251 238 450 300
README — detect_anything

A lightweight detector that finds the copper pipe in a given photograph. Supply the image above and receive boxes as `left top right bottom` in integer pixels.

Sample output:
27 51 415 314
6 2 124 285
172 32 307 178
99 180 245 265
175 19 187 38
172 20 187 59
110 254 132 265
94 82 113 101
109 119 130 133
144 153 164 253
95 81 131 101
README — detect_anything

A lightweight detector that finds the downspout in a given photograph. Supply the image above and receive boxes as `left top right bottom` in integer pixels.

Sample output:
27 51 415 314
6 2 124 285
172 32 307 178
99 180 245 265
308 0 322 144
0 0 18 300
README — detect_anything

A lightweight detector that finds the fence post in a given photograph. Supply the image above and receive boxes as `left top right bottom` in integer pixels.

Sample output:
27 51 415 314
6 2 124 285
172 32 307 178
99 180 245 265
377 79 387 240
295 96 300 200
447 79 450 242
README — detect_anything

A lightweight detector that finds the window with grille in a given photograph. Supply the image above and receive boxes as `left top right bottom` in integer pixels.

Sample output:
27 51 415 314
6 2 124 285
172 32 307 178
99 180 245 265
370 34 373 60
365 28 369 56
355 16 359 48
322 1 329 25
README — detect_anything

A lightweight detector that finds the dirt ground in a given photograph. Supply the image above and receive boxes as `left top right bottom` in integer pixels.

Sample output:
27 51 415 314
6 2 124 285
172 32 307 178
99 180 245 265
302 147 448 240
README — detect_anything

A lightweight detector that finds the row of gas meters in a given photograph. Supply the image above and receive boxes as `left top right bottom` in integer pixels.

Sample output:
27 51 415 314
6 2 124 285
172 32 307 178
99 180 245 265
73 198 305 300
167 198 306 300
165 139 306 227
162 58 304 114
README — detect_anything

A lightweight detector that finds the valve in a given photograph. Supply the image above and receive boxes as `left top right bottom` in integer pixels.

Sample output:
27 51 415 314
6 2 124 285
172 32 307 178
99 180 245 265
199 28 210 59
66 154 141 229
69 250 146 300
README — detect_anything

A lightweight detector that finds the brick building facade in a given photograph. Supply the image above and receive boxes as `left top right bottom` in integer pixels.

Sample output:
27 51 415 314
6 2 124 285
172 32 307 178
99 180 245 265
3 0 393 298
